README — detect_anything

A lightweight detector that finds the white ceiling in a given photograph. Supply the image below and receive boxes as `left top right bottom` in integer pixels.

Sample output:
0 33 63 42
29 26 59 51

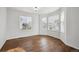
9 7 60 14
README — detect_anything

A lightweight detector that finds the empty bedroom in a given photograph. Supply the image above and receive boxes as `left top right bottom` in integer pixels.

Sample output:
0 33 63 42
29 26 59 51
0 7 79 52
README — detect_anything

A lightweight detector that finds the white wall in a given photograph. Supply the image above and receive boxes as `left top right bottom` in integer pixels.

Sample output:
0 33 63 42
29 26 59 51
0 8 7 49
64 7 79 49
7 9 39 39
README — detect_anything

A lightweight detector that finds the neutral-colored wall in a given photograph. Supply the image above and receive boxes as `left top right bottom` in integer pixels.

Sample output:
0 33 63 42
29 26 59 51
64 7 79 49
7 9 39 39
0 8 7 49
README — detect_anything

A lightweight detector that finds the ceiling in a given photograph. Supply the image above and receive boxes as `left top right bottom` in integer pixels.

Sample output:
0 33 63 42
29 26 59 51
9 7 60 14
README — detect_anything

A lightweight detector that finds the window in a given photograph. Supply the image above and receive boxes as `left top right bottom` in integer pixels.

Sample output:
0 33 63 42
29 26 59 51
41 17 47 28
20 16 32 30
60 11 64 33
48 15 59 32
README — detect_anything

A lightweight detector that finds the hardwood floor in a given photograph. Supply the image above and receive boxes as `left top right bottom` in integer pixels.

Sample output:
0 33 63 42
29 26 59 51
1 35 79 52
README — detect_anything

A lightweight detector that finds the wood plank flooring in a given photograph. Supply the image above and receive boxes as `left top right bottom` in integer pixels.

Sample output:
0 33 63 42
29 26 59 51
0 35 79 52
